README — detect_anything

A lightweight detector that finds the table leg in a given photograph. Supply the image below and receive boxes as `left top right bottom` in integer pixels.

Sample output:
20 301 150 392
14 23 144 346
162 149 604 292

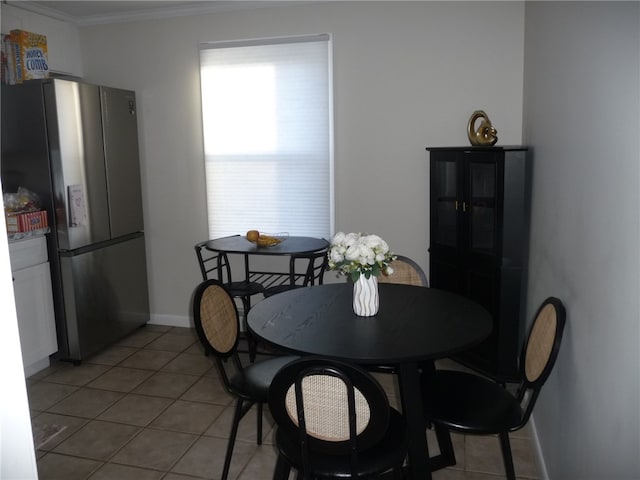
419 361 456 471
243 253 250 282
240 253 258 362
397 362 432 480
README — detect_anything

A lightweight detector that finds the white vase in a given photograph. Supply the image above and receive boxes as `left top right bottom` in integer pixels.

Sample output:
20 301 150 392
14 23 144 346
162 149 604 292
353 275 379 316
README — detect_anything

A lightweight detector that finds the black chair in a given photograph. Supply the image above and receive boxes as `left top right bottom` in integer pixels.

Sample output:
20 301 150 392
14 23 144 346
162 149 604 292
372 255 428 375
377 255 428 287
263 249 328 298
195 238 264 360
421 297 566 480
268 356 408 480
192 279 298 480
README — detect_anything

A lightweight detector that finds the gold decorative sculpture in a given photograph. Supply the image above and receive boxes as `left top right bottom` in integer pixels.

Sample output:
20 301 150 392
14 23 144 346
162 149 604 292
467 110 498 146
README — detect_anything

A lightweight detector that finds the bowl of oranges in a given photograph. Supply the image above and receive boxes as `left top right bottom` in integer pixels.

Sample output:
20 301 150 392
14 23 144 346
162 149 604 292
245 230 289 247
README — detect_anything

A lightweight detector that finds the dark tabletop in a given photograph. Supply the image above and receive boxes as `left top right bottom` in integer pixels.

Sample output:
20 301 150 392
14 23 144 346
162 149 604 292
247 283 492 365
205 235 329 255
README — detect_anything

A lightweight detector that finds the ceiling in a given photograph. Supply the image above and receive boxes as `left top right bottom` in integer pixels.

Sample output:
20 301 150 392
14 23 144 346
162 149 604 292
6 1 300 25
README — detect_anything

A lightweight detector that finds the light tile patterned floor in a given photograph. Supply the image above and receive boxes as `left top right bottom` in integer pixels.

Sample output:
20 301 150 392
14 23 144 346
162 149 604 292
27 325 539 479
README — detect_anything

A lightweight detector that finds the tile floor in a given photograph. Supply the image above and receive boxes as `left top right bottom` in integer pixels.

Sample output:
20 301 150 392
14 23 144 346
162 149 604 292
27 325 539 480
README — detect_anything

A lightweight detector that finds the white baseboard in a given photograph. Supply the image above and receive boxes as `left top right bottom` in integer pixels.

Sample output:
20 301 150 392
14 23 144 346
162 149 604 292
24 357 51 378
529 415 549 480
148 313 192 328
147 305 246 330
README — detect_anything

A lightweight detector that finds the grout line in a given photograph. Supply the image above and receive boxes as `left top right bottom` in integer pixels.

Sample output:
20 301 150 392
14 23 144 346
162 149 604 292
30 326 541 480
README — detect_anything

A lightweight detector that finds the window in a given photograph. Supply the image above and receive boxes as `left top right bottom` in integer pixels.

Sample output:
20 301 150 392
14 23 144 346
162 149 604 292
199 34 333 239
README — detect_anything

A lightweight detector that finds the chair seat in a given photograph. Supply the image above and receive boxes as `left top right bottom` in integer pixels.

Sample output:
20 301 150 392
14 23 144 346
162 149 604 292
423 370 523 434
274 407 408 478
230 355 298 402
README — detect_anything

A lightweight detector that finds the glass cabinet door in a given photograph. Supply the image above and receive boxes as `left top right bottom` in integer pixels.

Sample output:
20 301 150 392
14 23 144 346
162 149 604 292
467 156 497 255
430 157 459 248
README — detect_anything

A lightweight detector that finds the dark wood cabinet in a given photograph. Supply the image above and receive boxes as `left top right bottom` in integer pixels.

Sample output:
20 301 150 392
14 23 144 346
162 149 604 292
427 146 530 381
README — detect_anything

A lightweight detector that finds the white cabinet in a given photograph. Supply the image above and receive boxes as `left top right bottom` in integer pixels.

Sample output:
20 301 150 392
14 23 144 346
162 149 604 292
9 236 57 377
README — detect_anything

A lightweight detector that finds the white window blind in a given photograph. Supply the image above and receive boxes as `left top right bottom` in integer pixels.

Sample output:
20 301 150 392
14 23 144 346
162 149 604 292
199 35 333 239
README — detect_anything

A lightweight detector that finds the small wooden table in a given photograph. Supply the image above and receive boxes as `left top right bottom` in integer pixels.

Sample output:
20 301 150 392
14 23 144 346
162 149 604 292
247 283 492 479
202 235 329 288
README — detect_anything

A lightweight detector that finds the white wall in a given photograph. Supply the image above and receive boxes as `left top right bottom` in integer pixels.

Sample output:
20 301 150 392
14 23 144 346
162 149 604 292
77 1 525 326
523 2 640 479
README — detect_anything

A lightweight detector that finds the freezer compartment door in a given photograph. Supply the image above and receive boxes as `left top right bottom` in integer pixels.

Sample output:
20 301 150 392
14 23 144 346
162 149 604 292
60 234 149 361
44 79 111 250
100 86 145 237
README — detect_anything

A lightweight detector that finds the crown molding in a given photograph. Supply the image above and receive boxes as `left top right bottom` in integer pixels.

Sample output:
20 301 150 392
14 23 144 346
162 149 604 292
4 1 316 26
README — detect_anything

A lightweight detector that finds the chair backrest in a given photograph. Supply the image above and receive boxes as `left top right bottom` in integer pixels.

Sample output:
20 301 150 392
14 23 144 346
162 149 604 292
194 239 235 283
269 357 391 471
516 296 566 424
377 255 428 287
290 249 328 287
192 279 243 391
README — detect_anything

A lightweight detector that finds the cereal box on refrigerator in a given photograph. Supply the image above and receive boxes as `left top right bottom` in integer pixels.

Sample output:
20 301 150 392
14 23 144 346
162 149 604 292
11 29 49 81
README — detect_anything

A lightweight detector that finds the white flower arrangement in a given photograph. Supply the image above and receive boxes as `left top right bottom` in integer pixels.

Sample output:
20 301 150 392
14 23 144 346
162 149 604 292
327 232 397 282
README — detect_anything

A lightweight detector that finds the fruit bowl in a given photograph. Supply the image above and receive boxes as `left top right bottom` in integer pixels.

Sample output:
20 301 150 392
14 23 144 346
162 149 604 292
245 232 289 247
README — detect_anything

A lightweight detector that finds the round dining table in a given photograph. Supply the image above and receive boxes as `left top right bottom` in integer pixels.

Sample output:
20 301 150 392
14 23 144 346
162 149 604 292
248 282 492 479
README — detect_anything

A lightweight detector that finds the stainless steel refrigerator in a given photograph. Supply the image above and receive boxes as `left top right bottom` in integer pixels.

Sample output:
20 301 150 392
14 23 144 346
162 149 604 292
1 78 150 362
